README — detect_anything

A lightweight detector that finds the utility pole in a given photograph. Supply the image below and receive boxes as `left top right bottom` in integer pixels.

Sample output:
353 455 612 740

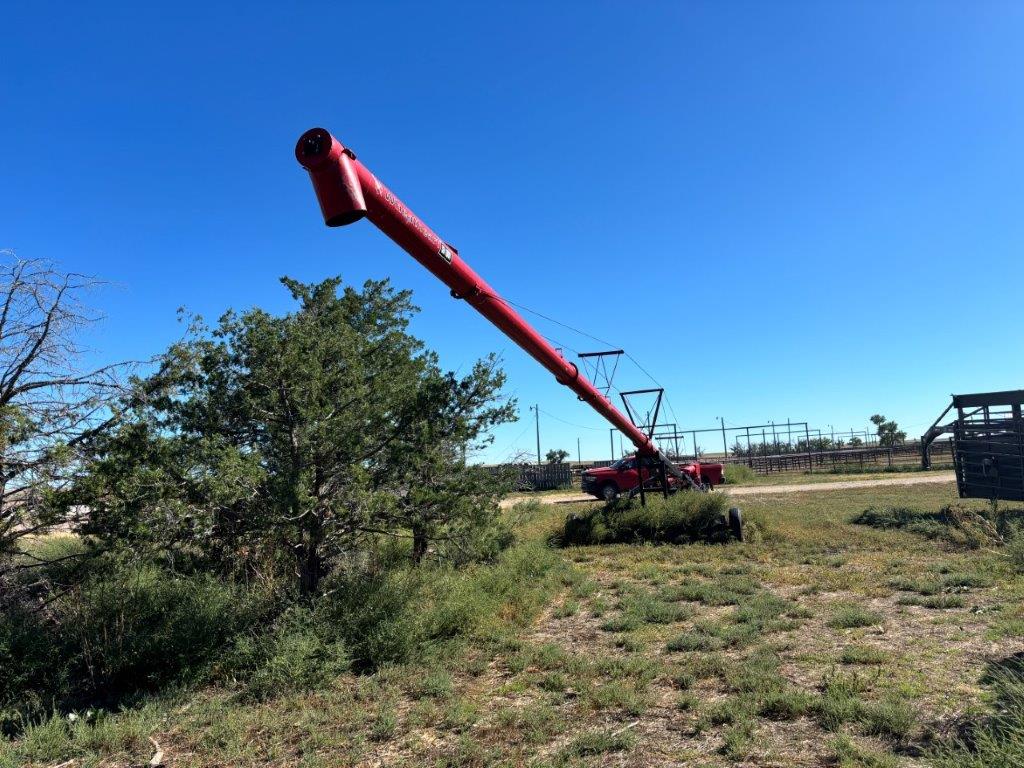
532 405 541 465
719 417 728 457
609 428 615 462
577 436 581 463
805 423 813 474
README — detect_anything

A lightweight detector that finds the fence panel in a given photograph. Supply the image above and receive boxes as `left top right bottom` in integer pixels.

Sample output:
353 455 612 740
487 441 954 492
489 463 573 491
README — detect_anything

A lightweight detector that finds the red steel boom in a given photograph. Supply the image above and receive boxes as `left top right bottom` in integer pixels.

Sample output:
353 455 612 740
295 127 689 482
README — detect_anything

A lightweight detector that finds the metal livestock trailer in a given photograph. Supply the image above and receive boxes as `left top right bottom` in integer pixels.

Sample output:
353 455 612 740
922 390 1024 501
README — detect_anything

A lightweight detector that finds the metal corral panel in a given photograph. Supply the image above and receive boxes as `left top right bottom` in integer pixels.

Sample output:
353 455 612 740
952 390 1024 501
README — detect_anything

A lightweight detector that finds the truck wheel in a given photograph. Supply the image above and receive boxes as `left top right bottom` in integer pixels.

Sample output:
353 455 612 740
601 483 619 502
728 507 744 541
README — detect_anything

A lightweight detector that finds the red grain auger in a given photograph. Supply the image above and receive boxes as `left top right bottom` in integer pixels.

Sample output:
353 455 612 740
294 127 738 533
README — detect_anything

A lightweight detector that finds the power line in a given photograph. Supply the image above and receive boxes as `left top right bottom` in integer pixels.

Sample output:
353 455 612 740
537 408 605 431
485 291 618 351
482 289 687 447
486 290 680 414
495 422 533 460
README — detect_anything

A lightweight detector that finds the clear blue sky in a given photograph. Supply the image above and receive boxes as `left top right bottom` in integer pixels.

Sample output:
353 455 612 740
3 2 1023 463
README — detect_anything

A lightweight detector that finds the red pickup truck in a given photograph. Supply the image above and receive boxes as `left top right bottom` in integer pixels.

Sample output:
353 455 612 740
580 455 724 501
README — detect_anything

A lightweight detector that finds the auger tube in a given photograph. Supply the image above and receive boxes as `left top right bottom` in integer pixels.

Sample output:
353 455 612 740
295 127 693 487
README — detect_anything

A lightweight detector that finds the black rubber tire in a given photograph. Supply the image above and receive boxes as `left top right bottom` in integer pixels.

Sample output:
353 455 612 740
601 483 619 502
728 507 744 542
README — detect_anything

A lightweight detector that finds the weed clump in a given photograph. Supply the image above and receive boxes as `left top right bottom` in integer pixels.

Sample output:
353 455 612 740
723 464 757 485
860 695 916 738
840 645 888 665
830 734 899 767
759 688 814 720
852 504 1018 548
1007 535 1024 574
0 539 563 737
554 491 733 546
828 603 883 630
556 728 635 761
1 560 260 727
933 659 1024 767
897 594 966 610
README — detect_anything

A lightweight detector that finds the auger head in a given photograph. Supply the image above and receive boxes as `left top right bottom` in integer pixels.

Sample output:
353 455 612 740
295 127 367 227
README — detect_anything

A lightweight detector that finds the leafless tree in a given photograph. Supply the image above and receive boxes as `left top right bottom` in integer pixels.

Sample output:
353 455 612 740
0 252 131 582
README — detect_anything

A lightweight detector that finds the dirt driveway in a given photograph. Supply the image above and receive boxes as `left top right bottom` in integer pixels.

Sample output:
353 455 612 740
501 471 956 508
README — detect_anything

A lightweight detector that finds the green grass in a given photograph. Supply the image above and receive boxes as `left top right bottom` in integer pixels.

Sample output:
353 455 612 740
830 734 900 767
852 503 1022 549
841 645 889 665
554 728 635 762
758 688 815 720
828 603 883 629
723 463 757 485
10 476 1024 767
897 594 966 609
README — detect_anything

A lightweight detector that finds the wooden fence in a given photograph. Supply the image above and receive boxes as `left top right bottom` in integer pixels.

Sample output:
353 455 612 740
490 463 574 491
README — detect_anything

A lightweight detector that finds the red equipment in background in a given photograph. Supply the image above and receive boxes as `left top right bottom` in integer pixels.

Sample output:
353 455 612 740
294 127 700 496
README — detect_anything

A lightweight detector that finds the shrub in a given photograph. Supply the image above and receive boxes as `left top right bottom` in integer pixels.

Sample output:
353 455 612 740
556 491 732 546
64 563 254 697
0 602 59 732
320 539 562 672
2 559 256 723
227 607 350 700
320 566 428 672
1 536 563 735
